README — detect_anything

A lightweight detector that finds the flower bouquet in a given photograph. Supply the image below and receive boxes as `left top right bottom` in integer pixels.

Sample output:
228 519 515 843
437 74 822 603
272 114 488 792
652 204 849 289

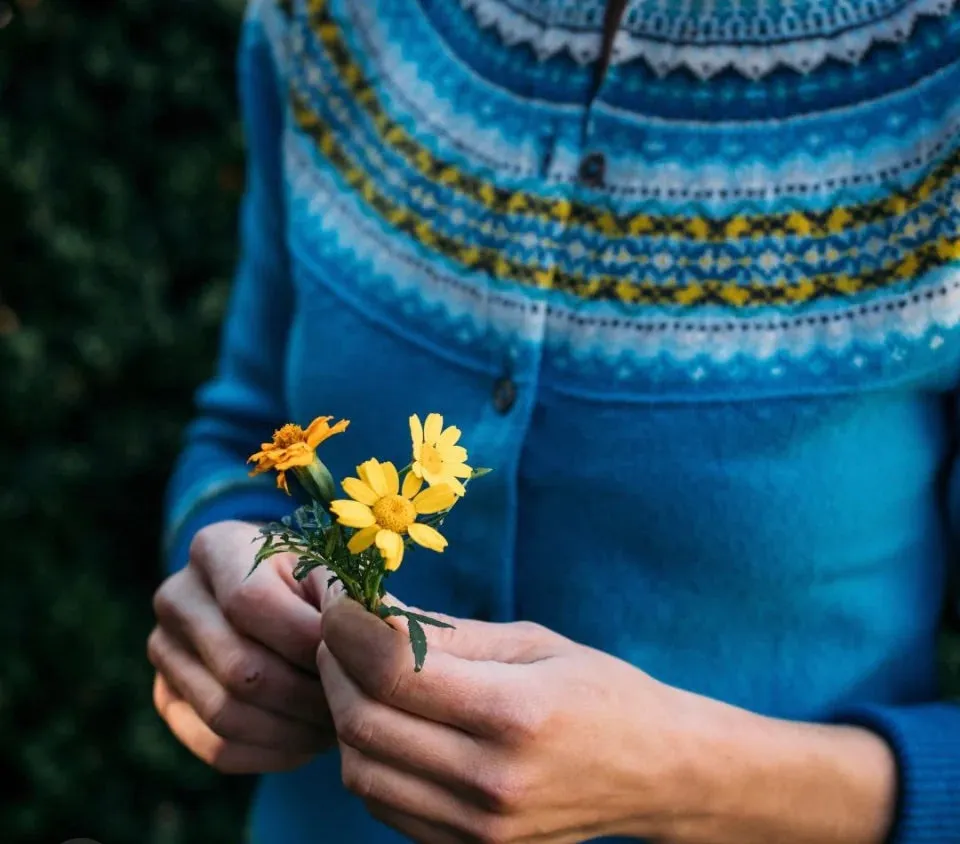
246 413 488 671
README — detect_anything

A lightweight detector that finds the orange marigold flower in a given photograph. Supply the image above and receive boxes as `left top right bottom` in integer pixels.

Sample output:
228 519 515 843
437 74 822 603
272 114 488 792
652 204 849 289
248 415 349 494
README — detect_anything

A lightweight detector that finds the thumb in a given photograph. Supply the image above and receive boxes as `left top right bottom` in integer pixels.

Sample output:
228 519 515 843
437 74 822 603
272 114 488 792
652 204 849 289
376 596 558 664
310 573 557 665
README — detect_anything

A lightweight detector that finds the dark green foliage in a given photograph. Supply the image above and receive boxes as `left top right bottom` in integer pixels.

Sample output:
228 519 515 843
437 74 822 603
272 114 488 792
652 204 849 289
0 1 252 842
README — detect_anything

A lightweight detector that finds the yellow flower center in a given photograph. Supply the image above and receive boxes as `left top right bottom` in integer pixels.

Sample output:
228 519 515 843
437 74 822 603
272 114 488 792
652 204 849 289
419 443 444 475
273 423 305 448
372 494 417 534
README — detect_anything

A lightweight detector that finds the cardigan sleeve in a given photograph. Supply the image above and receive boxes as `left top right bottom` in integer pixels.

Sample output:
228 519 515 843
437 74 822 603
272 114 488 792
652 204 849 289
832 434 960 843
162 2 293 574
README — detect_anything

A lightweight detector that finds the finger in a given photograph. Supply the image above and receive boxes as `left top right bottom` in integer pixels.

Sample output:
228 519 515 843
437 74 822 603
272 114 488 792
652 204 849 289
320 597 535 737
153 673 314 774
318 643 488 795
365 803 465 844
341 744 483 841
148 627 333 754
154 568 331 726
189 521 324 672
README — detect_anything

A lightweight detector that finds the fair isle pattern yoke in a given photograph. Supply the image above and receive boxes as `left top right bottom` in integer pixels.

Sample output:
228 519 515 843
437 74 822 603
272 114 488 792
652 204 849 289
261 0 960 397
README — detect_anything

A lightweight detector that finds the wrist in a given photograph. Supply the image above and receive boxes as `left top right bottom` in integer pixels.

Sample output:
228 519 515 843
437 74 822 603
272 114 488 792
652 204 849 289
649 698 897 844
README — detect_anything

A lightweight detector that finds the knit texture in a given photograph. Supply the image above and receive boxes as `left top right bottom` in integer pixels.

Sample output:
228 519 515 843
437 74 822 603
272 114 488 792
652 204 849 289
164 1 960 840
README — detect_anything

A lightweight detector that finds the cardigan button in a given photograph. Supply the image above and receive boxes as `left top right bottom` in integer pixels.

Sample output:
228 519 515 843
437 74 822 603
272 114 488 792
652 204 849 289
577 151 606 187
492 377 517 414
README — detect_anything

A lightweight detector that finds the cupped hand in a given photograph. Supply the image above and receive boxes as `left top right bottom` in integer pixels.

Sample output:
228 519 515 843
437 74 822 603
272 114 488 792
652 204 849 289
149 520 335 773
315 587 703 843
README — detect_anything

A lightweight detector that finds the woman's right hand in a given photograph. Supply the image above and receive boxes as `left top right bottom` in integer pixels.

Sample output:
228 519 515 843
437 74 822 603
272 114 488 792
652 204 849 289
149 520 334 773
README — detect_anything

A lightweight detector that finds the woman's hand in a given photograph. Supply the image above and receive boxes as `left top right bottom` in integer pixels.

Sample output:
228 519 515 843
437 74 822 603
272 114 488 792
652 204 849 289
149 520 335 773
316 588 897 844
315 588 699 843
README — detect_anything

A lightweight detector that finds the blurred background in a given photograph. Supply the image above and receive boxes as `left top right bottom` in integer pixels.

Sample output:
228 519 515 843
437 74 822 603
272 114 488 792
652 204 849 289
1 2 960 844
1 0 254 841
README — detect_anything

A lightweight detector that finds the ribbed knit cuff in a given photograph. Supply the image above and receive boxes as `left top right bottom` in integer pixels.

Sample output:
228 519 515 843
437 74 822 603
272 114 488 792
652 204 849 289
834 702 960 844
164 486 293 574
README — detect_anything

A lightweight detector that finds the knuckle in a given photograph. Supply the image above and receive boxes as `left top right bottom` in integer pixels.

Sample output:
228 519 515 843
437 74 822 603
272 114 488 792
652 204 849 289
188 525 218 567
341 757 377 800
221 650 265 697
474 765 528 815
469 813 514 844
498 696 548 746
338 709 377 751
511 620 547 639
145 628 164 667
151 580 178 621
222 579 269 627
196 690 234 737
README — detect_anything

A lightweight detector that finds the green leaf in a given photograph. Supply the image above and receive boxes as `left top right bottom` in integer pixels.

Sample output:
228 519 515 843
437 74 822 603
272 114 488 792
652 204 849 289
469 467 493 479
292 559 325 581
324 528 338 557
374 605 455 630
407 617 428 672
403 610 454 629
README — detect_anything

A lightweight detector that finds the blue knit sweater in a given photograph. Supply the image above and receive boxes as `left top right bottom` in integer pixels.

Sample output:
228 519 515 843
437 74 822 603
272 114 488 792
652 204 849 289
164 0 960 840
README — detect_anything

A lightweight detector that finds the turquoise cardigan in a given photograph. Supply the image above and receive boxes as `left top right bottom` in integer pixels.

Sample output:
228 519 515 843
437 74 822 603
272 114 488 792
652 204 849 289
165 0 960 840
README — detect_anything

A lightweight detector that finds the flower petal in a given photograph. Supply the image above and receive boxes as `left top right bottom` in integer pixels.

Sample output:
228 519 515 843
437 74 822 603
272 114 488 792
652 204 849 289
446 462 473 478
306 416 350 448
276 471 290 494
401 471 423 499
303 415 331 443
423 413 443 444
330 500 376 529
273 443 314 470
445 475 467 497
380 461 400 496
419 464 444 488
441 444 468 464
361 459 389 496
341 477 379 506
413 484 457 515
376 530 405 571
347 524 378 554
408 522 448 553
409 414 424 446
437 426 461 448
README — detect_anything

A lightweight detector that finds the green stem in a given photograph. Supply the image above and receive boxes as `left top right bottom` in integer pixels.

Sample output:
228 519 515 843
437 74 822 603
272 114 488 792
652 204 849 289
368 571 383 613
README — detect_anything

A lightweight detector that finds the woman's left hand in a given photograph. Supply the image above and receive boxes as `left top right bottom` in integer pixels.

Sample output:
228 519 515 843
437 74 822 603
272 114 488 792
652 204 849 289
314 589 703 843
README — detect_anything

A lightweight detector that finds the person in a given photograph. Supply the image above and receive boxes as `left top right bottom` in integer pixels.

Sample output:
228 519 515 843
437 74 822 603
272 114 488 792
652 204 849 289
148 0 960 840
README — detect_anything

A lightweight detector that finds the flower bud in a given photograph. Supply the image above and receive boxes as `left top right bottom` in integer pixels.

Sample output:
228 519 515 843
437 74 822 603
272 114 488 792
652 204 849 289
293 456 337 503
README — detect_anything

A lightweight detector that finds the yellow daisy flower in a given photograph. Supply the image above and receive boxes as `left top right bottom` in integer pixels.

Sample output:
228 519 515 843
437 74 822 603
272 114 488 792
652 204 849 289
248 415 349 494
409 413 472 496
330 458 456 571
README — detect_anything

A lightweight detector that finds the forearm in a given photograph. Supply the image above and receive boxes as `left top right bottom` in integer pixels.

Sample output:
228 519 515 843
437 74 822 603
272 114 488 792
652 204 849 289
643 693 897 844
